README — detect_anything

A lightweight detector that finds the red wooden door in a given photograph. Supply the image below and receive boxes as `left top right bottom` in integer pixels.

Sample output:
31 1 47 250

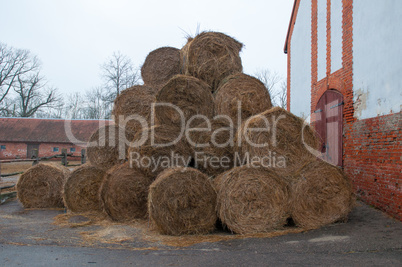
27 143 40 159
314 90 343 166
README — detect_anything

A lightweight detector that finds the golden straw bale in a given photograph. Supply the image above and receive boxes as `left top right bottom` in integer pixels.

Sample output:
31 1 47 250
112 85 158 134
184 31 243 92
87 124 135 171
235 107 321 172
155 75 214 127
17 163 70 208
148 167 217 235
214 73 272 122
189 117 236 177
215 165 290 234
128 124 192 179
290 159 355 229
99 162 153 221
141 47 181 90
63 164 106 213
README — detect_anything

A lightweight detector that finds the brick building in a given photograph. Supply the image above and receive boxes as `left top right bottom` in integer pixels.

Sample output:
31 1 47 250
0 118 110 160
284 0 401 220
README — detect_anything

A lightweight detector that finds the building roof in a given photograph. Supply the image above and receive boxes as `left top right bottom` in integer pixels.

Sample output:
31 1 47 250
284 0 299 54
0 117 112 144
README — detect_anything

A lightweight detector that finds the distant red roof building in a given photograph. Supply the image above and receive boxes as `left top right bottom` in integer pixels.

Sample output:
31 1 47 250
0 118 112 159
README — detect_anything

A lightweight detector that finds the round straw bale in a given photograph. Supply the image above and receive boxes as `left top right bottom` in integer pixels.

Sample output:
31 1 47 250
188 117 236 177
63 164 106 213
87 124 135 171
179 37 193 74
99 162 153 221
235 107 321 171
112 85 158 134
214 73 272 122
17 163 70 208
128 124 192 179
141 47 181 90
214 165 290 234
155 75 214 127
148 167 217 235
290 159 355 229
185 31 243 92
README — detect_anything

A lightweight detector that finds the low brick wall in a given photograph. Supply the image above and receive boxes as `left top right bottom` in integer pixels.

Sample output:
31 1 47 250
344 112 402 221
0 142 85 160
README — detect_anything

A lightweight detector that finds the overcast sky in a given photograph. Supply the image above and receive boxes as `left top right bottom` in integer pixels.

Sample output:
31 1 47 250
0 0 294 95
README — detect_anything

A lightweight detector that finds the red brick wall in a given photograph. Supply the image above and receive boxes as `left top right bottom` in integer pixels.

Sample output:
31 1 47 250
311 0 354 163
0 142 27 159
286 0 301 111
344 113 402 220
311 0 354 124
311 0 318 100
306 0 401 221
38 143 86 159
0 142 86 160
284 0 401 220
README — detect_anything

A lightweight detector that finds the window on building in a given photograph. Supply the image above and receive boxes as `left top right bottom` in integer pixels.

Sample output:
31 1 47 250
70 147 76 152
0 145 6 150
53 147 59 152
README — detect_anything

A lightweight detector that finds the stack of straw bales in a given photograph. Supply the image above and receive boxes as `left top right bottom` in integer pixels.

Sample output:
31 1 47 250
16 31 354 236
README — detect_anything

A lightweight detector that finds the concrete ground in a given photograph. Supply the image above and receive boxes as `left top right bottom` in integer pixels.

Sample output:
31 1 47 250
1 199 401 266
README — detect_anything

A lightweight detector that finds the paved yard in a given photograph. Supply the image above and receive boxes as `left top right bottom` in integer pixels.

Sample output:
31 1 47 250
0 199 401 266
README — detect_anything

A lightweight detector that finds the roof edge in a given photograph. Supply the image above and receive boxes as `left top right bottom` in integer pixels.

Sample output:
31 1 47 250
0 140 87 145
284 0 299 54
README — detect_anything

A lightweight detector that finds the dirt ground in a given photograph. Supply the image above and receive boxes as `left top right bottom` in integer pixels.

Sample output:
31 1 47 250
1 166 401 265
0 161 33 174
0 161 82 174
1 199 401 266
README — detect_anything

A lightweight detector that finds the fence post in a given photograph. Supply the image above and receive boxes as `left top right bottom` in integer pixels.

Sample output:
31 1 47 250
61 148 68 166
32 149 39 166
81 149 86 165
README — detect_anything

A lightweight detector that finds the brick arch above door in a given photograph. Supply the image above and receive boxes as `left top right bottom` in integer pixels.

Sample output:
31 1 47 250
313 74 355 124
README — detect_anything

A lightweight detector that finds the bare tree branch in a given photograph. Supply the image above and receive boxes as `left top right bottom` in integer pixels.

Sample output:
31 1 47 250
254 69 284 107
64 92 84 119
278 81 287 109
12 71 60 117
0 98 15 117
82 87 111 119
0 43 40 104
100 51 139 99
254 69 282 98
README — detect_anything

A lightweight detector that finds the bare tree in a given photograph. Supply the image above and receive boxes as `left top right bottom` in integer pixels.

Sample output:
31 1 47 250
35 98 65 118
0 43 39 105
83 87 111 119
63 92 85 119
277 81 287 109
100 51 139 100
0 43 60 117
0 98 15 117
254 69 282 103
12 72 60 117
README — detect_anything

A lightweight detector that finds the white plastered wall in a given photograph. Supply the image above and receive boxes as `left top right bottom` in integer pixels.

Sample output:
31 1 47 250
290 0 312 119
353 0 402 119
